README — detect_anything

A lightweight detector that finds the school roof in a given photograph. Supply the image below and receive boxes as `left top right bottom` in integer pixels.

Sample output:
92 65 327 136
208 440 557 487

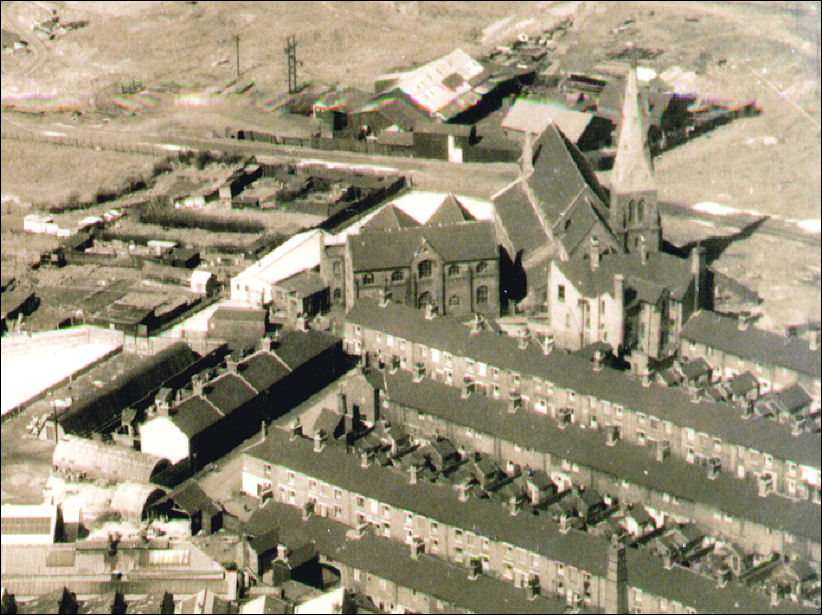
376 369 821 542
425 194 475 226
554 251 693 301
502 99 595 143
346 298 821 470
347 221 498 272
57 341 197 436
681 311 822 379
246 429 811 614
53 435 169 484
359 204 420 233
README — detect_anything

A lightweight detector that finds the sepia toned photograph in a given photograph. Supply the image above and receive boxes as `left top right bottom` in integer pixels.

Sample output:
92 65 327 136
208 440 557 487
1 1 819 613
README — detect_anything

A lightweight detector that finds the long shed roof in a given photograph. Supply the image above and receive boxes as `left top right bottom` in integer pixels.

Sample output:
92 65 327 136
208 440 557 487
53 435 169 484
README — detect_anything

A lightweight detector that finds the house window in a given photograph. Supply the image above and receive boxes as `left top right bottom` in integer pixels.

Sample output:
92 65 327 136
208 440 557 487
650 417 659 430
334 505 343 519
431 522 439 534
492 384 501 398
476 286 489 305
418 260 433 278
764 454 773 469
448 264 460 276
557 285 566 303
713 438 722 452
382 504 391 519
334 488 342 500
448 295 460 306
476 262 488 274
356 496 365 508
391 269 403 282
363 272 374 285
637 430 646 446
287 471 296 485
614 406 623 418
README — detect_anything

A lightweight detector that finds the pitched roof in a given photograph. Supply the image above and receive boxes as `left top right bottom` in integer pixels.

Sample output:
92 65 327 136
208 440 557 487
611 67 656 194
727 371 759 397
271 329 340 370
492 123 616 259
210 306 267 323
680 357 712 380
347 221 498 272
346 299 821 469
425 195 475 226
554 251 693 301
276 270 328 298
772 384 813 413
203 373 258 414
236 351 292 393
502 99 595 143
359 204 420 233
681 311 822 378
167 395 225 438
377 369 821 542
155 480 221 518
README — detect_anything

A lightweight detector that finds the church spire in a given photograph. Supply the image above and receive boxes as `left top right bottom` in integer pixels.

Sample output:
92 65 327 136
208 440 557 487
611 65 655 193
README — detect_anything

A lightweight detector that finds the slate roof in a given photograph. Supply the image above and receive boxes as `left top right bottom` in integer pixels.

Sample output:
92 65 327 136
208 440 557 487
346 298 821 469
555 251 693 301
772 384 813 414
681 311 822 378
680 357 712 380
247 500 577 614
378 369 821 542
492 123 615 259
276 270 328 298
202 373 258 414
154 480 221 518
210 306 267 323
236 351 291 393
727 371 759 397
168 396 224 438
502 98 595 143
425 194 475 226
359 205 420 233
272 329 340 369
347 221 498 272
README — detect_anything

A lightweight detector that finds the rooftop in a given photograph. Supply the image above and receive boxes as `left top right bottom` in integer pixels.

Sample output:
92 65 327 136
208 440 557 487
346 299 821 470
681 311 822 379
502 98 595 143
276 270 328 298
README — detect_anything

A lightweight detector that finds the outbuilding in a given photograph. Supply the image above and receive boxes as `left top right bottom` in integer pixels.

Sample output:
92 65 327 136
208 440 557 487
110 482 166 522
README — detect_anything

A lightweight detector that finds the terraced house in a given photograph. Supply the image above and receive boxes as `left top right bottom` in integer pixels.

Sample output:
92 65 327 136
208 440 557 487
343 299 822 509
344 368 821 563
241 427 811 614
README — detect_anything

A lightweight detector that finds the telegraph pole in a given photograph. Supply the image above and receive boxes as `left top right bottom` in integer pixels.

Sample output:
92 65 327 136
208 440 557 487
285 35 297 94
235 34 240 79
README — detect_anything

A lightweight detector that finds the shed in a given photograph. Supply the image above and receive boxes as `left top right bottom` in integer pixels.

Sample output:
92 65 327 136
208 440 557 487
151 480 223 534
53 435 171 484
110 482 166 522
23 213 55 234
208 306 267 345
272 270 329 322
190 270 218 296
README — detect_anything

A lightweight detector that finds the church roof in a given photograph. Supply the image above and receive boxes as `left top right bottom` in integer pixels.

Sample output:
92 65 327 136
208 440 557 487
611 67 656 193
426 195 475 226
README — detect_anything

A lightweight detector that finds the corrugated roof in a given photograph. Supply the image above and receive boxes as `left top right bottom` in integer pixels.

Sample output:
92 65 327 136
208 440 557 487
346 299 821 469
53 436 168 484
347 221 497 272
378 370 821 542
502 99 594 143
58 342 197 436
681 311 821 378
111 482 166 521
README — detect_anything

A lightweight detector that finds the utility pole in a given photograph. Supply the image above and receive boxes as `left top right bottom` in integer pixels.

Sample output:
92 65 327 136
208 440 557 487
285 35 297 94
235 34 240 79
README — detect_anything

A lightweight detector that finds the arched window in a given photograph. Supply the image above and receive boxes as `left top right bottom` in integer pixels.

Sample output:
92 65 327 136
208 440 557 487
418 260 433 279
637 199 645 221
448 295 460 306
418 291 435 308
476 262 487 274
628 199 636 222
332 261 342 277
333 288 342 303
476 286 489 305
363 272 374 285
391 270 404 282
448 264 460 276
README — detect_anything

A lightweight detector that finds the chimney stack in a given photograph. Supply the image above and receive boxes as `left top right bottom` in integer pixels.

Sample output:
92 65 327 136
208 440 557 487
737 314 748 331
707 457 721 480
297 315 309 332
191 374 205 397
276 544 289 561
313 430 327 453
638 235 648 265
410 536 424 560
589 236 600 271
337 391 347 416
518 328 530 350
360 449 373 468
290 419 302 441
508 495 522 516
412 362 425 383
604 536 628 614
539 334 554 356
378 287 392 308
457 483 470 502
302 500 314 521
655 440 670 462
809 331 820 351
593 349 605 372
259 335 273 353
641 369 651 387
424 303 435 320
469 312 484 336
461 377 473 399
467 558 481 581
408 464 418 485
605 425 619 447
226 353 239 374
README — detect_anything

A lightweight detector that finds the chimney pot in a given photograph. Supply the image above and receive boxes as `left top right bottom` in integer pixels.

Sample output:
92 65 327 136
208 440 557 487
639 235 648 264
593 349 604 371
589 236 600 271
290 419 302 441
424 303 435 320
313 430 327 453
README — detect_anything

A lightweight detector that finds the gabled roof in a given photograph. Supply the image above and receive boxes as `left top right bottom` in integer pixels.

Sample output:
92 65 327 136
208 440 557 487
425 194 475 226
727 371 759 397
276 270 328 298
202 373 258 415
611 67 655 194
155 480 221 518
502 98 594 143
492 123 616 259
681 311 822 378
347 221 497 272
359 204 420 233
772 384 813 414
554 251 693 301
680 357 712 380
347 299 821 470
167 395 225 438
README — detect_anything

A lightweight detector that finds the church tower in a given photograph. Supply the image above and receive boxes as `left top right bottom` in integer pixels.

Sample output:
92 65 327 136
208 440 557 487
609 64 661 253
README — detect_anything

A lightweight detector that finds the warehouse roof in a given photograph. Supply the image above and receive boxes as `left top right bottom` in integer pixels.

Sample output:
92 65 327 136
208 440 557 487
347 221 497 272
681 311 822 379
1 504 59 540
346 299 821 469
502 99 594 143
110 482 166 521
53 436 169 484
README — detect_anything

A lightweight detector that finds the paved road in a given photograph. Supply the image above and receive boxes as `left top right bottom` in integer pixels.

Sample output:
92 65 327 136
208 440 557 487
1 0 49 77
